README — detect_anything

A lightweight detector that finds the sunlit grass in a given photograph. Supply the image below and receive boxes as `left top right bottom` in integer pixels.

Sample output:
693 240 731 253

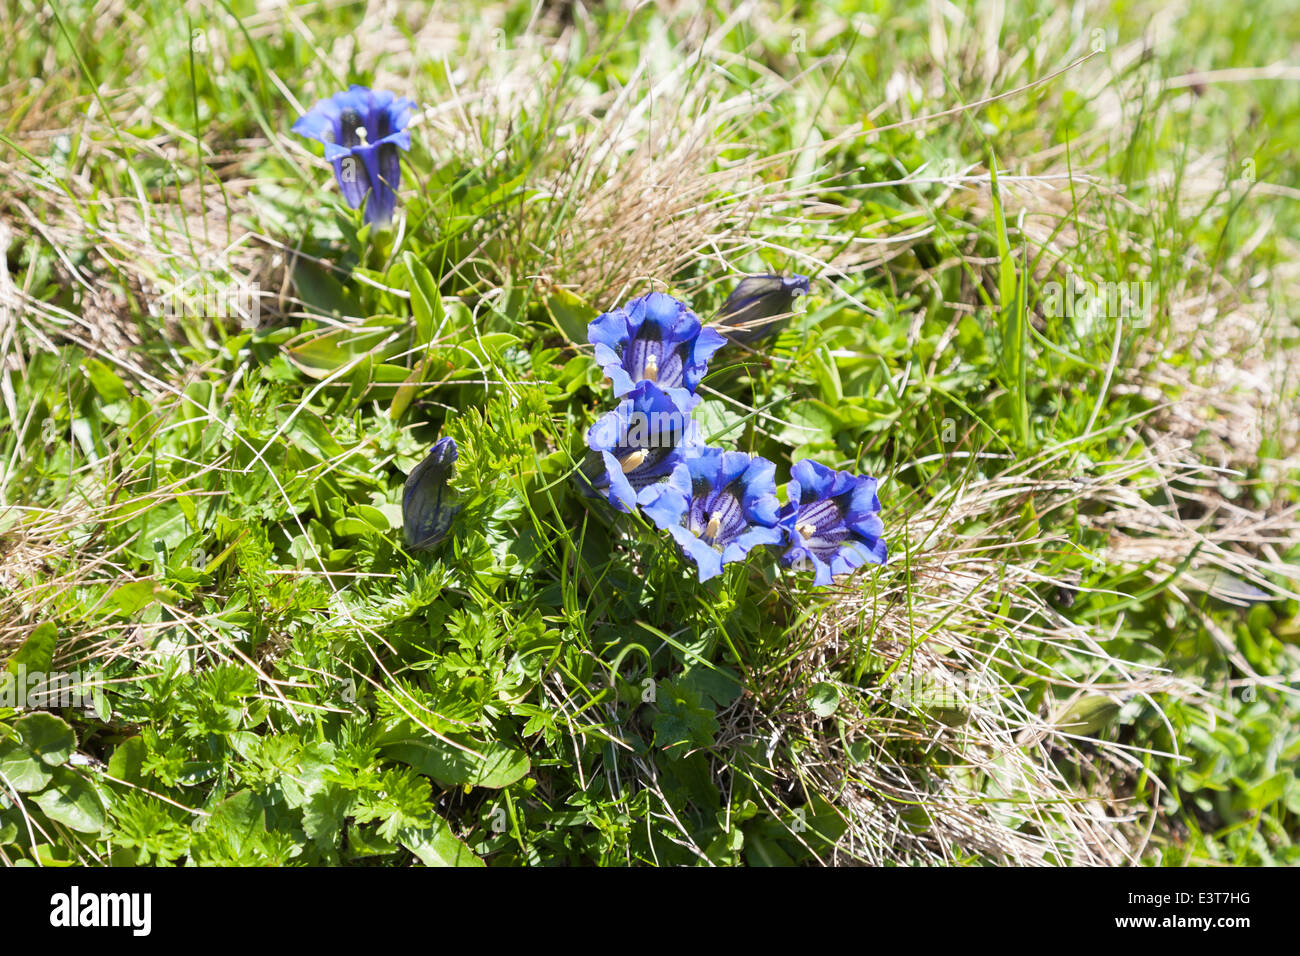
0 0 1297 866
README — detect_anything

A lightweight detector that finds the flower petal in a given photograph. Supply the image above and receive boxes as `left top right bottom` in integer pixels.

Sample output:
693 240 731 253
588 292 721 398
639 465 692 530
294 86 415 223
291 104 340 145
781 460 886 585
331 154 371 211
668 524 726 582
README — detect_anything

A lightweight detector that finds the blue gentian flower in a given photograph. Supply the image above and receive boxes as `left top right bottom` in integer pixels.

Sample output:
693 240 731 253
717 274 810 346
585 381 697 513
588 291 726 406
642 448 783 582
779 459 886 586
403 437 459 550
292 86 416 226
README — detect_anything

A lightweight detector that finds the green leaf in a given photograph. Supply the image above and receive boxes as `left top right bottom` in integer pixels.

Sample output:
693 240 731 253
694 400 748 445
397 817 484 867
333 517 375 537
16 713 75 766
344 824 400 860
808 682 841 718
33 843 78 866
0 738 54 792
292 261 361 319
83 357 130 403
351 504 393 532
456 332 518 369
778 399 842 447
653 678 719 751
682 667 743 709
383 737 530 789
107 736 146 786
544 288 596 345
32 767 106 833
107 792 190 865
1053 696 1120 737
988 156 1029 447
661 750 720 810
108 580 160 618
302 785 350 862
745 832 798 867
1245 771 1290 811
285 408 348 461
190 790 276 865
286 321 399 378
403 252 443 342
5 621 57 674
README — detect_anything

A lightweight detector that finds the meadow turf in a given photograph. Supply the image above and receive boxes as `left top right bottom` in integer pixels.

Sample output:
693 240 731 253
0 0 1297 865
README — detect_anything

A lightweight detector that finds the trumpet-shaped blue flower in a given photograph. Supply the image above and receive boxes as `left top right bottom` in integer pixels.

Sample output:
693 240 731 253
292 86 416 225
403 436 459 550
779 459 886 586
588 292 726 405
641 448 783 582
585 381 697 514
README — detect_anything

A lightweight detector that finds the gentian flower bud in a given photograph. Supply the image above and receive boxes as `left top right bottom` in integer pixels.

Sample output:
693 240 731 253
403 436 459 550
716 275 810 346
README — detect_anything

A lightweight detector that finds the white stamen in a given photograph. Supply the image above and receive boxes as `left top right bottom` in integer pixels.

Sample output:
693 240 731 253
355 126 369 145
704 512 722 541
796 522 818 539
619 449 647 473
644 353 658 383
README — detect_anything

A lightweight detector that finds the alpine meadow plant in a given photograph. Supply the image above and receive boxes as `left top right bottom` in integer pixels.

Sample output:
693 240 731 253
582 283 886 586
403 437 460 550
292 85 417 225
641 448 784 582
716 274 811 346
584 381 696 513
12 0 1295 875
779 459 887 586
588 290 726 407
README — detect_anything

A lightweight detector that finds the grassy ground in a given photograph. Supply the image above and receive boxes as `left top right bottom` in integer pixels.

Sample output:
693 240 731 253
1 0 1297 866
